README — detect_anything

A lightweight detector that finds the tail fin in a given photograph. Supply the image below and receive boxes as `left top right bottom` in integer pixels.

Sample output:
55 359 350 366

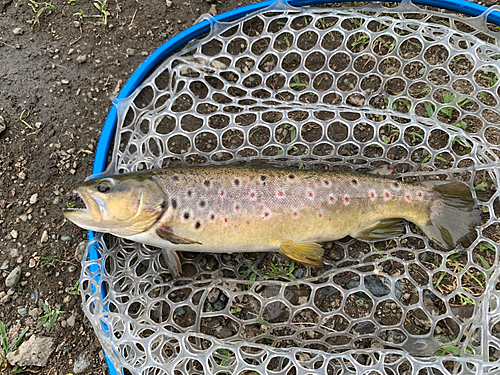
417 182 481 249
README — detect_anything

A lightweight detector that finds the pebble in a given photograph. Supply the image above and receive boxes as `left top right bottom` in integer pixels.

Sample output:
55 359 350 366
10 230 18 239
41 230 49 243
9 248 19 258
159 33 168 41
17 307 28 318
28 259 36 268
126 48 135 56
74 241 86 261
0 259 9 270
7 336 55 367
29 307 42 319
5 267 21 287
61 235 72 242
73 351 91 374
13 27 23 35
19 214 28 222
76 55 87 64
73 21 80 28
61 79 69 85
18 171 26 180
68 265 76 273
52 196 60 205
67 315 76 327
29 193 38 204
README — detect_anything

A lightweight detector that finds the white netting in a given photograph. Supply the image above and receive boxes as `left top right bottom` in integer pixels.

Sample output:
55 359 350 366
80 1 500 374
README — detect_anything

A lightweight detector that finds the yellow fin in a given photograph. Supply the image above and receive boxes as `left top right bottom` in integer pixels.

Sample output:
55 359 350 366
351 219 405 240
278 240 324 267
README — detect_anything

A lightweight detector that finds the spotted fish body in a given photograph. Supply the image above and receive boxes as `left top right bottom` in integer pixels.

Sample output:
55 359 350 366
64 165 480 271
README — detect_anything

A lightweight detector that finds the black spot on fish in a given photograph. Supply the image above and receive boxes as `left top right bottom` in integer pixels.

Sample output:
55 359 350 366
210 214 215 220
393 182 400 188
171 199 177 209
204 180 210 187
234 179 240 186
324 180 329 185
161 201 167 209
352 179 358 186
195 221 201 230
261 175 266 181
184 212 190 220
187 190 192 197
172 176 179 182
199 201 206 208
288 175 295 179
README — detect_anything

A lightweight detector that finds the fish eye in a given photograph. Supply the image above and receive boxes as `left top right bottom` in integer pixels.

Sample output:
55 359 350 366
96 179 114 193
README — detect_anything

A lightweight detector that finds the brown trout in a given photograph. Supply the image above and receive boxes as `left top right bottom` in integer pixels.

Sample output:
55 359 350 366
63 165 480 275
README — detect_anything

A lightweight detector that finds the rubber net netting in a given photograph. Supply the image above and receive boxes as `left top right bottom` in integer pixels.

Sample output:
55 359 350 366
80 1 500 374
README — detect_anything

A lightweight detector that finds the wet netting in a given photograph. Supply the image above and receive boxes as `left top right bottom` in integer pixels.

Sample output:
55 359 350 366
80 1 500 374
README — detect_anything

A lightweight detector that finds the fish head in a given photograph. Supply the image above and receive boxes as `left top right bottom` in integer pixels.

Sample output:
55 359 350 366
63 173 168 236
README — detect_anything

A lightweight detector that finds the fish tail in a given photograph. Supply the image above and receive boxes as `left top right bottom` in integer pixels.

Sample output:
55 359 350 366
417 181 481 249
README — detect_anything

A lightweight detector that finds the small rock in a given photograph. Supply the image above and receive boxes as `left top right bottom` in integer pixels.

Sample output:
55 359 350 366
5 267 21 287
61 79 69 85
68 265 76 273
126 48 135 56
18 171 26 180
166 0 172 6
29 193 38 205
28 259 36 268
0 116 5 134
7 336 55 367
75 241 86 261
61 235 72 242
159 33 168 41
66 315 76 327
52 196 60 205
76 55 87 64
0 259 9 270
41 230 49 243
13 27 23 35
73 21 80 28
208 4 217 16
19 214 28 222
9 248 19 258
17 307 28 318
73 350 91 374
10 230 18 239
29 307 42 319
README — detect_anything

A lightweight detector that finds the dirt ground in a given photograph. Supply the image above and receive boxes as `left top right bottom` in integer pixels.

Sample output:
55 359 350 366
0 0 498 374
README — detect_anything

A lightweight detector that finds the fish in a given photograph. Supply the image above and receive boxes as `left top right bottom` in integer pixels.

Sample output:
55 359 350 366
63 165 481 276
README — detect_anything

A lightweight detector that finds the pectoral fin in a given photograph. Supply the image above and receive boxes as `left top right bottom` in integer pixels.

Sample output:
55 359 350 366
156 226 201 245
351 219 406 240
278 240 324 266
162 249 182 278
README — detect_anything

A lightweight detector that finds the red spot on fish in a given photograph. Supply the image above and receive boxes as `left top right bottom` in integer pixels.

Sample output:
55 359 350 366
370 191 375 199
293 212 298 217
328 195 335 203
219 190 224 197
318 213 322 218
417 192 423 198
361 211 365 215
187 190 192 197
385 192 390 199
277 190 284 197
234 204 240 211
250 192 255 199
306 190 314 199
406 195 411 201
246 221 250 225
344 196 350 205
224 218 228 223
264 211 270 218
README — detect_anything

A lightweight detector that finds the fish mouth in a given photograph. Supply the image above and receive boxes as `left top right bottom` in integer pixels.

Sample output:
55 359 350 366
63 187 103 225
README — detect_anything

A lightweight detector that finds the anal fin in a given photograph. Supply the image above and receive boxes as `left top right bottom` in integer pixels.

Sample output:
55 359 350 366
278 240 324 267
351 219 406 240
156 226 201 245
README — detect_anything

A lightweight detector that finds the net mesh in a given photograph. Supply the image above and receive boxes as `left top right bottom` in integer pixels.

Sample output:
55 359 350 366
80 1 500 373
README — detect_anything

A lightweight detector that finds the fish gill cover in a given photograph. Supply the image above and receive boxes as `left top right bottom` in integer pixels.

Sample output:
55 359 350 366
80 1 500 374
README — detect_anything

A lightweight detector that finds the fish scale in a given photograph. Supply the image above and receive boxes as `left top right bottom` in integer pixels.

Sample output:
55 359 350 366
64 164 481 269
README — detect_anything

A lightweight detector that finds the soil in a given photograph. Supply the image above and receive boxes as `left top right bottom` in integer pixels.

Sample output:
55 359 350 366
1 1 499 374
